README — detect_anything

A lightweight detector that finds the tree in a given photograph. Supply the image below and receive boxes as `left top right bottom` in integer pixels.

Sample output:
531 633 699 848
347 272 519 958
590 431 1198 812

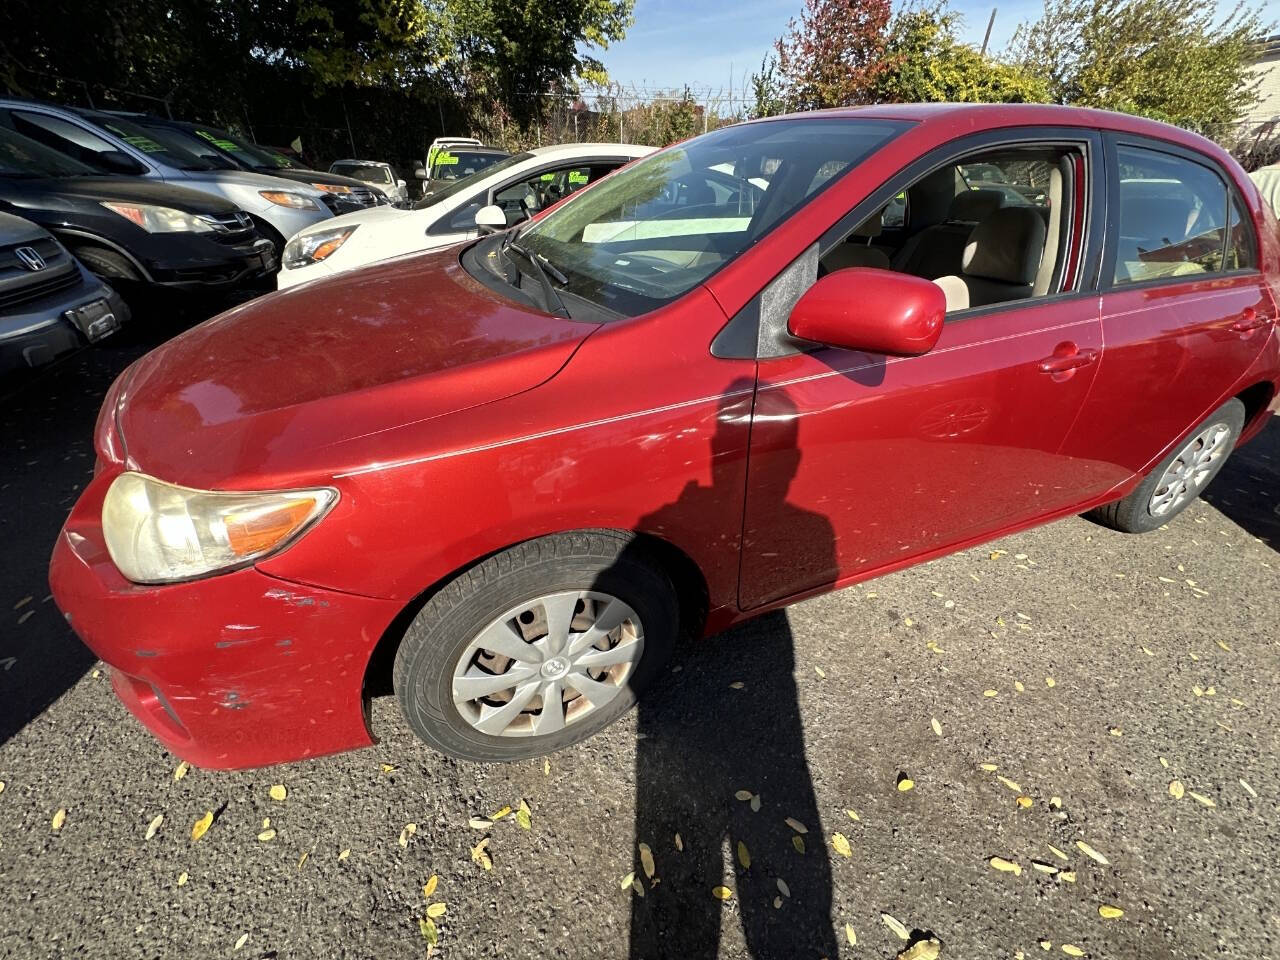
872 5 1050 104
1010 0 1266 128
774 0 893 109
748 54 790 118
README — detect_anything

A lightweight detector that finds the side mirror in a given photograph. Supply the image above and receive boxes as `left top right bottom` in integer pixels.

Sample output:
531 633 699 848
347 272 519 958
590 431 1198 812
414 165 428 180
96 150 144 176
474 204 508 233
788 268 944 356
397 179 406 190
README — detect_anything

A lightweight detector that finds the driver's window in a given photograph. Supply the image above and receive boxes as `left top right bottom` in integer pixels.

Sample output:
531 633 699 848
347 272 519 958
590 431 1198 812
493 165 610 227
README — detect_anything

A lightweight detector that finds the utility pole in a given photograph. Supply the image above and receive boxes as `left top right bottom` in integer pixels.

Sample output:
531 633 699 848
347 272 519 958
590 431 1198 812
980 8 997 56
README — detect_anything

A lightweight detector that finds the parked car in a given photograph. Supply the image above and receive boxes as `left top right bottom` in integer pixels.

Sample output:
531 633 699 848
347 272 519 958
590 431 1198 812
328 159 409 206
51 104 1278 769
1 211 128 378
0 126 277 301
415 144 510 198
280 143 653 288
102 114 390 214
0 99 333 253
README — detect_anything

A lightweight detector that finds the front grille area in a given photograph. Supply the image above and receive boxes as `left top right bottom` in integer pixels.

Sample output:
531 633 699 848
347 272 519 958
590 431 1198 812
198 210 257 245
0 236 82 309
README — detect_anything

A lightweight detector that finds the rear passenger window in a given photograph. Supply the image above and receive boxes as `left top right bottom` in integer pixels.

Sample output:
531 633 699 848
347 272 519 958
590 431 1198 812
1226 193 1257 271
1112 146 1242 284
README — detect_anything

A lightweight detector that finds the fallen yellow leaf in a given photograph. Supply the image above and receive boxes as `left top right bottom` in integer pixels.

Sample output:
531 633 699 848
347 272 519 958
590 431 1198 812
257 829 276 842
815 666 826 678
1015 680 1025 693
173 761 190 781
1046 677 1056 688
777 878 790 897
897 773 915 791
1240 779 1257 798
899 938 941 960
1099 904 1124 919
983 689 998 698
399 823 417 848
674 833 683 851
419 917 437 945
424 874 438 898
639 842 656 878
792 835 805 854
470 837 492 871
737 840 750 869
1047 844 1068 861
1169 780 1184 799
1060 870 1077 883
426 902 447 919
516 800 532 831
51 808 66 832
846 809 860 821
734 789 753 801
784 817 808 834
1187 791 1216 808
881 912 910 940
543 758 550 776
831 832 852 857
177 871 188 886
1016 795 1033 809
997 776 1022 793
619 871 635 891
989 856 1022 876
729 681 745 690
711 885 733 900
468 817 493 830
268 784 287 802
234 933 248 951
1031 860 1059 875
338 848 351 861
979 763 998 772
491 805 512 821
1062 946 1085 957
931 717 943 737
845 922 857 945
380 763 395 773
145 814 163 840
297 850 309 870
1075 840 1109 865
191 811 213 842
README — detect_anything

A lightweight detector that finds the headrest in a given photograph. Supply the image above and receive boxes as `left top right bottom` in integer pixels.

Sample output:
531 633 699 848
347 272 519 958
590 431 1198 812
948 188 1006 223
962 207 1047 285
852 212 883 239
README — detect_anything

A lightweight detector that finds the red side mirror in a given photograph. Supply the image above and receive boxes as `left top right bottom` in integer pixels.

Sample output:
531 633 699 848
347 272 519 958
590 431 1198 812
788 267 945 356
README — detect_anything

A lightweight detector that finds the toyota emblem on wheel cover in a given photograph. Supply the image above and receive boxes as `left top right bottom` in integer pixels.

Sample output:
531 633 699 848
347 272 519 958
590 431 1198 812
15 246 46 271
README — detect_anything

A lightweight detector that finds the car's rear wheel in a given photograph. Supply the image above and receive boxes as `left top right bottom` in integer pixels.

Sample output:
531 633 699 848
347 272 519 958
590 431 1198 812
392 531 678 762
1088 398 1244 534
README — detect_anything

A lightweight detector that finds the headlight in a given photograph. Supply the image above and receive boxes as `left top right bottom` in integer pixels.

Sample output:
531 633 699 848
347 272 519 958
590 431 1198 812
311 183 352 194
282 226 358 269
102 472 336 583
259 190 322 210
101 202 215 233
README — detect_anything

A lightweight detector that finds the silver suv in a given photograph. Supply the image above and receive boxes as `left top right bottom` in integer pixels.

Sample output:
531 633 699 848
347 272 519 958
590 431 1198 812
0 99 334 251
0 212 127 378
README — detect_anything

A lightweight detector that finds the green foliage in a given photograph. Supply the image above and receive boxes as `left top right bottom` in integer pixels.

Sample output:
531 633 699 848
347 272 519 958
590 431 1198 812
748 55 790 119
873 5 1050 103
1010 0 1266 128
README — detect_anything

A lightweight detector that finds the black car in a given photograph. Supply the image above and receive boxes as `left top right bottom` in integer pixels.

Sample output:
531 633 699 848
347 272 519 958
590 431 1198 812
0 127 276 301
105 114 389 215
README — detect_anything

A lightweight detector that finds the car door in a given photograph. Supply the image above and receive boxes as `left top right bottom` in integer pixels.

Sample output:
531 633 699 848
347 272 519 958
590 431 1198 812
1058 135 1277 497
738 131 1107 609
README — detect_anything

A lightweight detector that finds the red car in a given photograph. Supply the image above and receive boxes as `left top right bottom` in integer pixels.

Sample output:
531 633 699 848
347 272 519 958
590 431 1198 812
51 105 1279 768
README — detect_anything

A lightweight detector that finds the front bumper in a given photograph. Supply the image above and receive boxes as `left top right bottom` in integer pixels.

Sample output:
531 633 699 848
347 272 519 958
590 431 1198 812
0 272 128 377
145 236 277 290
49 467 403 769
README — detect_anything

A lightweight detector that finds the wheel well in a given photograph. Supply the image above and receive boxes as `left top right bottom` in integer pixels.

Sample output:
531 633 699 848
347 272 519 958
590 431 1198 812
63 236 144 282
360 528 711 701
1236 382 1275 434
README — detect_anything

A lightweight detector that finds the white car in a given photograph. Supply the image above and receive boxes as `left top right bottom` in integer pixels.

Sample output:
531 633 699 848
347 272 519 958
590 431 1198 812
279 142 654 288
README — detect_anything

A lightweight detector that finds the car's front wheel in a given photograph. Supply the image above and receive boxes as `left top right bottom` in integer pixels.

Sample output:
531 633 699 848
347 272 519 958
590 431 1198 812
392 531 678 762
1088 397 1244 534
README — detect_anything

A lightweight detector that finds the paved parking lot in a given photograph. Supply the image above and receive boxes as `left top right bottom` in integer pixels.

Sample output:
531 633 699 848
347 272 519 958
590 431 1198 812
2 312 1278 960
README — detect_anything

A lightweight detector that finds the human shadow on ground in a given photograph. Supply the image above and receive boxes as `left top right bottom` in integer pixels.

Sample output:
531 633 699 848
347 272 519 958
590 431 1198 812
1200 412 1280 552
603 385 840 959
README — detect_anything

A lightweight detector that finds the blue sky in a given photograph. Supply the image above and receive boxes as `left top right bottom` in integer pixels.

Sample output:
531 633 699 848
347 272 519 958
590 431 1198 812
598 0 1280 97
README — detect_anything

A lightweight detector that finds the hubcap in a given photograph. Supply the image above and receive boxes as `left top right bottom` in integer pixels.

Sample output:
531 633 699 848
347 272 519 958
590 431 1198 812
1148 421 1231 518
451 590 644 738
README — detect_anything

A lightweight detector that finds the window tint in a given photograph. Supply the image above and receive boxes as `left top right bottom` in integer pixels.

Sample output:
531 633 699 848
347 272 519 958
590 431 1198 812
9 110 146 174
1113 146 1233 284
493 164 617 225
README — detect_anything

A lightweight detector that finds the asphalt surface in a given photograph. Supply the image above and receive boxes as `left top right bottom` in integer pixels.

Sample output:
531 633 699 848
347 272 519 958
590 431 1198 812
2 305 1278 960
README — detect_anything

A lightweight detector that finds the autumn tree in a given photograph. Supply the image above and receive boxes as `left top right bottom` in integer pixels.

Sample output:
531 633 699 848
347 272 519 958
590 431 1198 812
872 4 1049 104
1010 0 1266 128
773 0 894 109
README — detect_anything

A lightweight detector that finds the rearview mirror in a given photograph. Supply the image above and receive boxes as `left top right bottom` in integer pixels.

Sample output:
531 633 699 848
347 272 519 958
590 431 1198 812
788 268 944 356
474 204 508 233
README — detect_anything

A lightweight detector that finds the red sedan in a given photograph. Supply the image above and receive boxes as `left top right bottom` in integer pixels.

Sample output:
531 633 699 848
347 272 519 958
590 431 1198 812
51 104 1279 768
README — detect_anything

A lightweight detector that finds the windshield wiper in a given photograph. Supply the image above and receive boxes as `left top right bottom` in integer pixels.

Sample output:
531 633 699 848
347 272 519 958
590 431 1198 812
507 239 569 318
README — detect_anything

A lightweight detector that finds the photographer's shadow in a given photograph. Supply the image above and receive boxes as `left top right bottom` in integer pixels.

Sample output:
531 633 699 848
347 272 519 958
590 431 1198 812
619 385 839 959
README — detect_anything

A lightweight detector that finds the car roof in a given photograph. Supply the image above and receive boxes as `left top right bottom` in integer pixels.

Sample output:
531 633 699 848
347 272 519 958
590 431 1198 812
526 142 655 161
437 146 508 156
760 103 1227 159
331 159 393 167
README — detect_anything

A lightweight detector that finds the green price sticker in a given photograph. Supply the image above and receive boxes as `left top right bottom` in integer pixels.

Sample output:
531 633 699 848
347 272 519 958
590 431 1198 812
568 171 589 185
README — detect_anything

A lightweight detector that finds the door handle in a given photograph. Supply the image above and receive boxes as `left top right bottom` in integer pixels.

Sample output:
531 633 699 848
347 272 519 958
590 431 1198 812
1038 345 1099 374
1230 307 1268 333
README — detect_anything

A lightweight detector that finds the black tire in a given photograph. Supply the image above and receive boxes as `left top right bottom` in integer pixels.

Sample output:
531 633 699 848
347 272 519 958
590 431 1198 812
392 531 679 762
1088 398 1245 534
69 244 142 283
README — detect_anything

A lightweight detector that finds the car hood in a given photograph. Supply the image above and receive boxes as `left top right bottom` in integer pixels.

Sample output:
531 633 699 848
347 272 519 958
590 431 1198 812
116 246 596 487
298 203 413 235
182 168 326 198
0 210 49 244
23 176 240 214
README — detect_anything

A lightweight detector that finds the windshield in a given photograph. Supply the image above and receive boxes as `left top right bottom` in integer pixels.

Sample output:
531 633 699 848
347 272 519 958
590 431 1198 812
332 162 393 184
133 121 240 171
188 125 298 169
95 115 218 171
517 118 907 315
431 150 509 182
0 127 99 178
413 152 534 209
